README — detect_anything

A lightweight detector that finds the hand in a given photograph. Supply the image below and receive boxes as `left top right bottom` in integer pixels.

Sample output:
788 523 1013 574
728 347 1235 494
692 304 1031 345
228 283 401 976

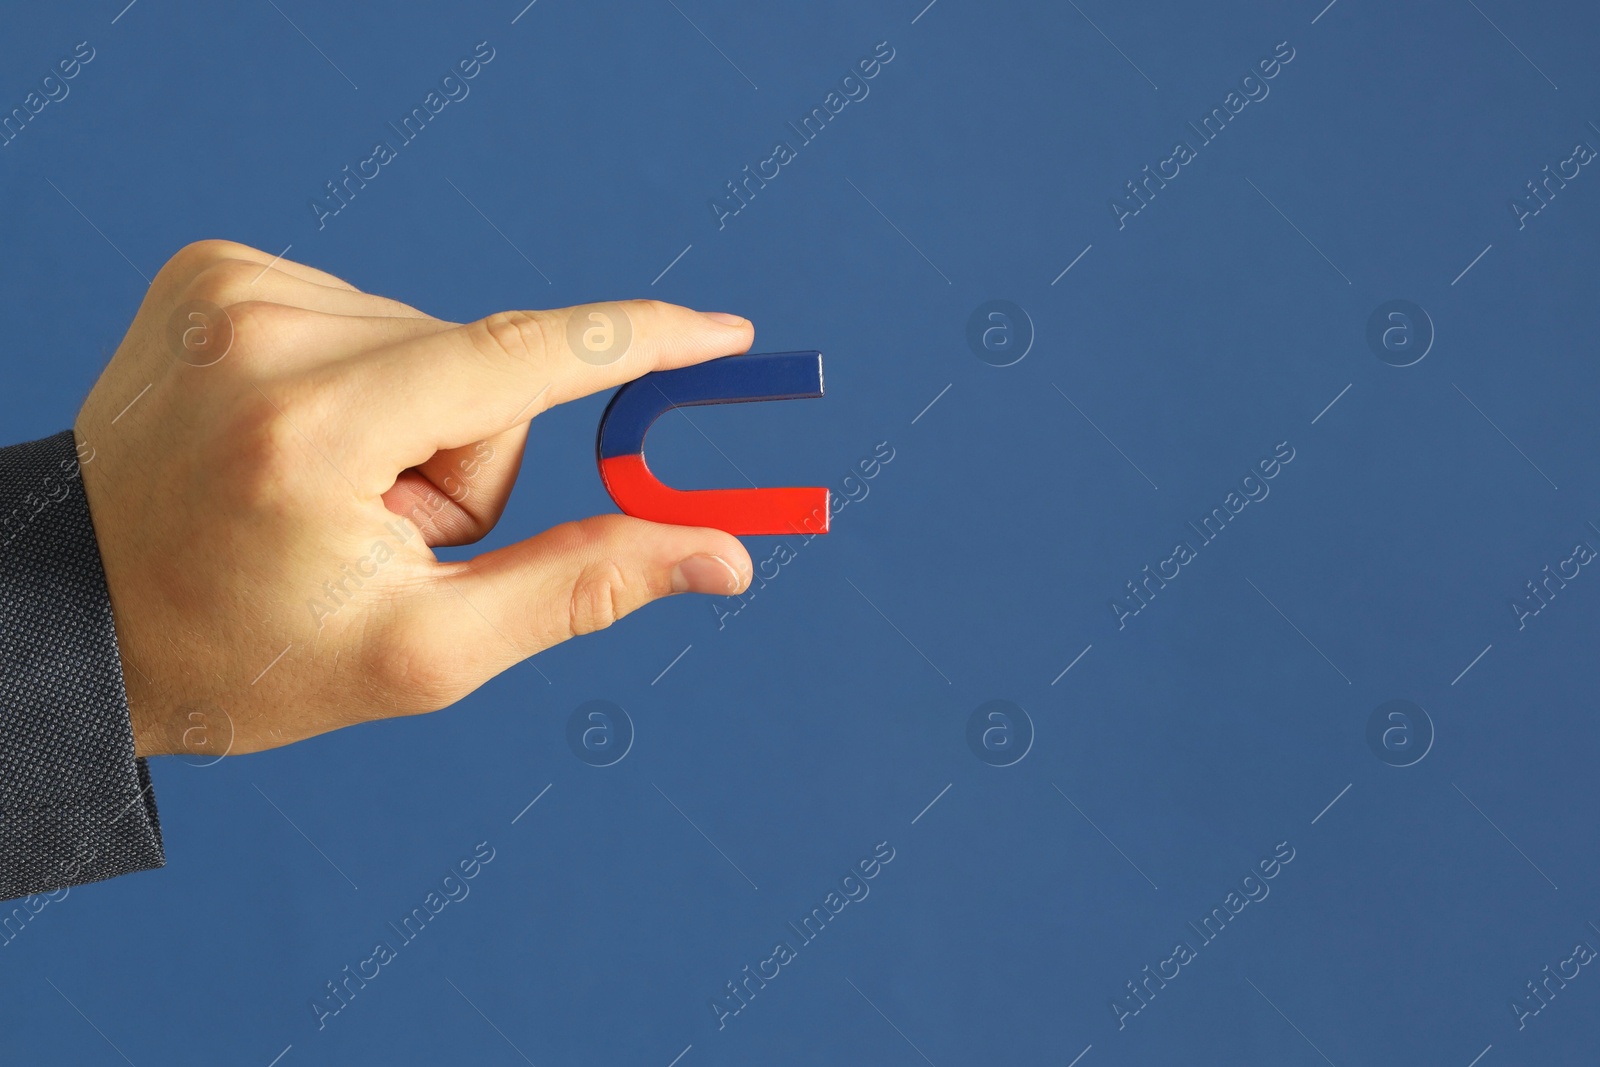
74 240 755 757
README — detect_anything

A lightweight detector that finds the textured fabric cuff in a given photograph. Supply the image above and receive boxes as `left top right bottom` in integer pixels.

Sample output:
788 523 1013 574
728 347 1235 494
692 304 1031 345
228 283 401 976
0 429 163 900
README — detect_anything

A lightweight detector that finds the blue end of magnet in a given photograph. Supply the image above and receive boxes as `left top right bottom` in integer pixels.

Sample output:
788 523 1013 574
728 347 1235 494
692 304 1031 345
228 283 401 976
597 351 824 460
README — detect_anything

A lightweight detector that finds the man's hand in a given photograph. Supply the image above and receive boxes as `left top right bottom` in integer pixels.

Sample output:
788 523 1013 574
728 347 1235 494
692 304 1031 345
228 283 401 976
74 240 755 758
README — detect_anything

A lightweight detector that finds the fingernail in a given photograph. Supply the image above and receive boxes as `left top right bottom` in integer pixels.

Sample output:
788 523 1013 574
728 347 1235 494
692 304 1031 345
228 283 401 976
701 311 747 327
671 554 743 595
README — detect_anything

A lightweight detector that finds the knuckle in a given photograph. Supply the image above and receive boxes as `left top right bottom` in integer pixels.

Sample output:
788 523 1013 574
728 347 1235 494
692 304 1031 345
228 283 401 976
568 559 632 637
217 299 286 352
159 240 254 285
185 259 265 306
212 300 297 363
169 299 293 376
470 309 555 364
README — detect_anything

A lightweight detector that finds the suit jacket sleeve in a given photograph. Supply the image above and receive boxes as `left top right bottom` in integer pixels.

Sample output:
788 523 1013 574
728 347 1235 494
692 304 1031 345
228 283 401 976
0 429 164 900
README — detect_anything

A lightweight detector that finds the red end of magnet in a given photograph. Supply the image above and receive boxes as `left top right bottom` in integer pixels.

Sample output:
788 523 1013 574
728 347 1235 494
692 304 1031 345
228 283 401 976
599 454 830 536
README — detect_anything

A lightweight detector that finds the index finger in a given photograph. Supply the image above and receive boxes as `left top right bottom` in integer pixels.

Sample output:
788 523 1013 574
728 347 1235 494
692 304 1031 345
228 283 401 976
324 300 753 482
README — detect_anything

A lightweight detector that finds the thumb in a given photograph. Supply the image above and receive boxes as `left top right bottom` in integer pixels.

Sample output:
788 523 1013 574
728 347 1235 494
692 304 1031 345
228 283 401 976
438 513 753 659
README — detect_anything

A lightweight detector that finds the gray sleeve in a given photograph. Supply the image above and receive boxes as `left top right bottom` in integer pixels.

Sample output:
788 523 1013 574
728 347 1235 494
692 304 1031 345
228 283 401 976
0 429 164 900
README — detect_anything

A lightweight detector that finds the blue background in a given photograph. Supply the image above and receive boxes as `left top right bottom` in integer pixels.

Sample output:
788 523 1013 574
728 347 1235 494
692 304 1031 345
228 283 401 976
4 0 1600 1064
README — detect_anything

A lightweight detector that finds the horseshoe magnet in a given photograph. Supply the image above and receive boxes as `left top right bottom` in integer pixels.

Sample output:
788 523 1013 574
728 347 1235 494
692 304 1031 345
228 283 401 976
596 351 829 536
